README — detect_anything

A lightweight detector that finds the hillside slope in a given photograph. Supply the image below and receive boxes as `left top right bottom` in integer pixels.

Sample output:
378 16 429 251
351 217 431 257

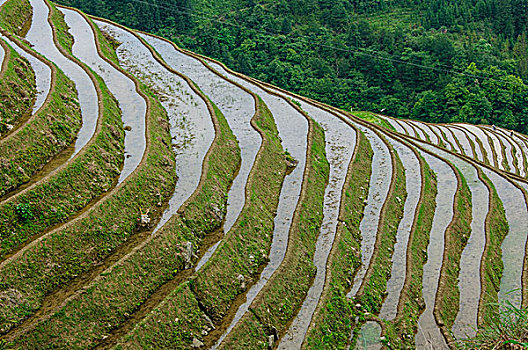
0 1 527 349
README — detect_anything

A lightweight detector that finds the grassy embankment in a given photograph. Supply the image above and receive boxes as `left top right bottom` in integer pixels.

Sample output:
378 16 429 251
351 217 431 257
9 84 241 349
304 130 373 349
383 154 437 348
0 42 36 136
217 120 329 350
0 1 82 197
352 111 395 131
434 167 472 342
48 3 73 55
477 171 509 326
0 17 176 335
456 172 515 349
117 105 328 350
0 3 124 260
0 58 81 197
348 137 407 347
458 300 528 349
0 0 32 36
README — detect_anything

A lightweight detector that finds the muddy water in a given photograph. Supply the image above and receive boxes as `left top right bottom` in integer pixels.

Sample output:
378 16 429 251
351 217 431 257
423 144 488 339
495 129 525 177
484 169 527 307
481 128 505 171
488 128 517 174
193 59 310 342
399 120 418 138
415 152 456 350
206 60 308 262
379 139 421 321
355 321 383 350
164 57 308 294
275 102 356 349
431 124 454 151
381 116 406 134
450 127 474 158
415 121 439 144
502 133 527 177
215 98 357 348
454 125 485 163
61 8 145 183
346 130 393 299
408 120 427 140
508 132 528 177
0 40 4 68
0 34 50 113
204 60 311 337
457 124 496 167
96 22 214 232
438 126 462 154
27 0 98 156
140 34 258 237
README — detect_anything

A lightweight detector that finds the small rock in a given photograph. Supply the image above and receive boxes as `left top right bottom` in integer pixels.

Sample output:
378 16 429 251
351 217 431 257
124 125 132 131
140 213 150 226
191 337 204 348
183 241 193 269
237 274 247 290
203 314 215 330
268 334 274 349
285 157 299 169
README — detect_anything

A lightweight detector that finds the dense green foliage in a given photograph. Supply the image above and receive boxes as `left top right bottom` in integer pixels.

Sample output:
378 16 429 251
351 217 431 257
57 0 528 132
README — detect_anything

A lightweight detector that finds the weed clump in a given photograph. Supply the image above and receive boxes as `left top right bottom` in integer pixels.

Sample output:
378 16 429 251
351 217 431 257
457 301 528 350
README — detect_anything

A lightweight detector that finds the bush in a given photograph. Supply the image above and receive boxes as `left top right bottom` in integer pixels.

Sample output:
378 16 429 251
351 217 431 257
15 203 32 221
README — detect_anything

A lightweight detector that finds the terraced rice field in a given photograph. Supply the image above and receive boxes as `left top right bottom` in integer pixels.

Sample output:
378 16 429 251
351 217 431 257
0 1 527 349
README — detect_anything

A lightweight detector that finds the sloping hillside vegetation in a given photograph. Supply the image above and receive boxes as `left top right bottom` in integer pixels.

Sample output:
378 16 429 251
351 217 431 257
0 1 527 349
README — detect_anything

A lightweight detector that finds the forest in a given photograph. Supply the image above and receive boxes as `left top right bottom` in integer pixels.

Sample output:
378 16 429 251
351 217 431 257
56 0 528 132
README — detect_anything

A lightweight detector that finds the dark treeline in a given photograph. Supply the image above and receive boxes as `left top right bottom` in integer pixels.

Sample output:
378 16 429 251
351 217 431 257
57 0 528 132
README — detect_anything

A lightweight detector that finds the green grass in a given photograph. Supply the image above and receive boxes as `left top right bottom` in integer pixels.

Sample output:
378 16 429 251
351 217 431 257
218 120 329 349
0 6 125 261
457 301 528 349
190 97 288 323
115 96 292 349
0 24 176 336
352 111 395 131
0 73 124 260
349 137 407 347
0 43 36 135
117 280 204 349
384 155 437 349
9 93 241 350
434 167 472 338
305 130 373 349
0 65 82 197
49 2 74 56
0 0 32 36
